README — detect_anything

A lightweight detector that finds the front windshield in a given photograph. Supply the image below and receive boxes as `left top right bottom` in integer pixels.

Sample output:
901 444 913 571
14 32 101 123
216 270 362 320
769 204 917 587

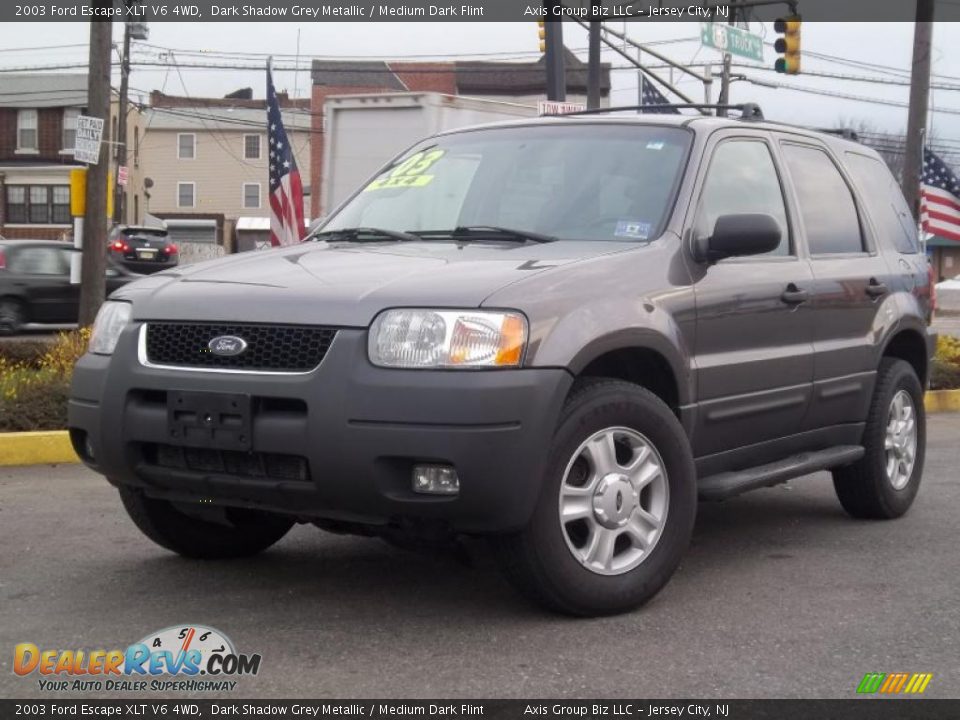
322 124 692 242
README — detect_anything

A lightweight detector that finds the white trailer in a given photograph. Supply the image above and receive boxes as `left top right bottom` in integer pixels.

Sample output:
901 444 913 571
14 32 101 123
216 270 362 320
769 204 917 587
320 92 537 215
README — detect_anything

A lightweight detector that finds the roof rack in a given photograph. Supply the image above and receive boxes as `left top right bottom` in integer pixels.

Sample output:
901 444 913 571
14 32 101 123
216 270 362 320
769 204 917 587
814 128 861 141
560 103 765 120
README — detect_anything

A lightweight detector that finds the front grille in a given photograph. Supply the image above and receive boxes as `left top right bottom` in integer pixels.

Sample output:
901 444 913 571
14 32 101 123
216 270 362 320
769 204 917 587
145 322 336 371
145 443 310 483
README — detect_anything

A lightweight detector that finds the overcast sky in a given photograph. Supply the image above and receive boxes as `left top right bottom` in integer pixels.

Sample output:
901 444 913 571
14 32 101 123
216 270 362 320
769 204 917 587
2 22 960 137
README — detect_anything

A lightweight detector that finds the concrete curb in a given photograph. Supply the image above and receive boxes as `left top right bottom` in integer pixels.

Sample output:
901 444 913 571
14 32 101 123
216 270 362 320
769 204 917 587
2 390 960 467
0 431 77 467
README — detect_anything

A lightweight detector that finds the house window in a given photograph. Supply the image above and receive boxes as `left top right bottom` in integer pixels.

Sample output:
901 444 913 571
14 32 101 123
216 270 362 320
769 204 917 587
17 109 38 152
112 116 119 159
4 185 71 225
51 186 71 223
243 183 261 209
178 133 196 160
6 186 27 223
244 134 261 160
63 108 80 152
30 187 50 223
177 182 195 208
134 126 140 167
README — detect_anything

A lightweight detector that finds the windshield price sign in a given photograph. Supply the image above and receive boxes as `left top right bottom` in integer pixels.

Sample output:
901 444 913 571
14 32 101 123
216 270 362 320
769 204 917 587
74 115 105 165
700 22 764 62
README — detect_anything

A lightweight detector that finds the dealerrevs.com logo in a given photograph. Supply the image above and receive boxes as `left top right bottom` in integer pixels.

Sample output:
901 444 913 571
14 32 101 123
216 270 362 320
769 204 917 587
14 625 261 693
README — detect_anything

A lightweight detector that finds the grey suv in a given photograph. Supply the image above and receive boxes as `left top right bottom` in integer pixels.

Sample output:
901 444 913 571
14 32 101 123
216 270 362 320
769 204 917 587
68 113 935 616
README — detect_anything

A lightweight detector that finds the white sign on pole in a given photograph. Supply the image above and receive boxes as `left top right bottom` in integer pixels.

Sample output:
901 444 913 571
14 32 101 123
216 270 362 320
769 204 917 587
117 165 129 187
537 100 587 116
74 115 104 164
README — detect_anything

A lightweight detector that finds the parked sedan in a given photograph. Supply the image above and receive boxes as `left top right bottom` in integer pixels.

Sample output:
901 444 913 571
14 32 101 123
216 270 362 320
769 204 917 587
0 240 139 335
108 226 179 274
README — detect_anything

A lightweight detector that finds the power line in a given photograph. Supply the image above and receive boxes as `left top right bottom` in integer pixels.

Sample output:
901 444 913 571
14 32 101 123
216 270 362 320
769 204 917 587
0 43 89 54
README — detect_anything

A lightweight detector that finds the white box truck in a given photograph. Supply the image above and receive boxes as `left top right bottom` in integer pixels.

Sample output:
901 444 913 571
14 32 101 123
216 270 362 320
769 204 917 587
320 92 537 215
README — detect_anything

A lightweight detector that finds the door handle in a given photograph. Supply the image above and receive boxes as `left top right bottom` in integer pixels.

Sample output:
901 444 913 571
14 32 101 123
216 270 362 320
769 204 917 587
866 279 888 298
781 284 809 305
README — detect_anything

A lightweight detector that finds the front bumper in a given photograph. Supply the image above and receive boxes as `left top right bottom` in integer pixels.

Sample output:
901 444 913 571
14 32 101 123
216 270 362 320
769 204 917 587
68 323 572 533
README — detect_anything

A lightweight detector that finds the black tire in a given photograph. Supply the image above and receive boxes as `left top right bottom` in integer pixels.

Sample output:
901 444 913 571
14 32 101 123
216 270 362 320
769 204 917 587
118 487 294 559
493 378 697 616
832 358 926 519
0 298 24 336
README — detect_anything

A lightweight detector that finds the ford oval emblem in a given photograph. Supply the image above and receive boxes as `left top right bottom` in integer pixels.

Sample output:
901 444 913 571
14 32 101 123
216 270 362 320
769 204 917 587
208 335 248 357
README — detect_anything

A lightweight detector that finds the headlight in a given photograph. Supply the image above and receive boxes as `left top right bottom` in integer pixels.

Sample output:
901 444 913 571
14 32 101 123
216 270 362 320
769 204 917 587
369 309 527 369
88 301 132 355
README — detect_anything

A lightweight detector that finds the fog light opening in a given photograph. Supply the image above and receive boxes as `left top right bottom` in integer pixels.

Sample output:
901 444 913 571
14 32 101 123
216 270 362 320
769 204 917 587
412 464 460 495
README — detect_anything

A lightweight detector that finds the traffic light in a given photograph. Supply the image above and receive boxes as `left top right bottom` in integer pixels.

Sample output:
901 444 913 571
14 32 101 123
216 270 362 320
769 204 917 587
774 15 801 74
537 19 546 53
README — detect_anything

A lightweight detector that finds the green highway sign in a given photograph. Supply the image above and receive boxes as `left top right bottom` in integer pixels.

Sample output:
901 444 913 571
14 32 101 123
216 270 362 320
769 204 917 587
700 22 764 63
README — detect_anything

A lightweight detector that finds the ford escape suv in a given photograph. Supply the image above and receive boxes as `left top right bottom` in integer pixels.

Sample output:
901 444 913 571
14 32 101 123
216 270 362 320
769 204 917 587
68 112 935 616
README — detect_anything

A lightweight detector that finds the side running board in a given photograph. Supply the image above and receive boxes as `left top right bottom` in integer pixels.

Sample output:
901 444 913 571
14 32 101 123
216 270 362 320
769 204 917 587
698 445 864 502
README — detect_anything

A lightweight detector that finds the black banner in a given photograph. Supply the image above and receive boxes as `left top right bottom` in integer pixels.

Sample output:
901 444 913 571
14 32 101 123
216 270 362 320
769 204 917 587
5 0 960 22
3 700 960 720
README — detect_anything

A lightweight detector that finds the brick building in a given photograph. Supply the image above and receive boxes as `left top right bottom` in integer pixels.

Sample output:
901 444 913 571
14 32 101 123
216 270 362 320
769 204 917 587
309 51 610 217
0 74 145 240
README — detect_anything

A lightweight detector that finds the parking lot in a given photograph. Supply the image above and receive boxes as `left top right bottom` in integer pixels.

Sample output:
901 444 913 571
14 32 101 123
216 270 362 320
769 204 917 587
1 413 958 700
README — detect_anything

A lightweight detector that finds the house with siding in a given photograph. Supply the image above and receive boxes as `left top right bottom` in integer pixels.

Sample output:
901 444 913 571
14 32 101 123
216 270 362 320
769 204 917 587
139 91 310 249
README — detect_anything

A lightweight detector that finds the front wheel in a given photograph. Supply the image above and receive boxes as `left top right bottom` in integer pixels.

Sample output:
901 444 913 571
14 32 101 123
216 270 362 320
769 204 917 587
832 358 926 519
118 487 294 559
493 378 697 616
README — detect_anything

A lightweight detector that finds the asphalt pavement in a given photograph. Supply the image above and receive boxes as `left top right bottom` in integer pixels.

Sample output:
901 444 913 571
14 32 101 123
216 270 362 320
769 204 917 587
1 415 959 700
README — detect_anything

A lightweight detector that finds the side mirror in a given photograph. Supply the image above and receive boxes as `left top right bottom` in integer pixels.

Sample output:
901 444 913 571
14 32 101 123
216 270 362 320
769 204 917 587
698 213 782 263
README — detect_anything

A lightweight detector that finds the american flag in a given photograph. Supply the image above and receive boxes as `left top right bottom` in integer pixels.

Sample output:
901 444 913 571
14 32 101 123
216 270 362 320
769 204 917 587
921 147 960 242
267 66 305 247
640 75 679 114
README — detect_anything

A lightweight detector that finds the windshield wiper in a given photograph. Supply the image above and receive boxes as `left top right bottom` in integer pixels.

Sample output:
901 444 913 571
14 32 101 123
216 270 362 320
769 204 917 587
415 226 557 244
309 227 421 243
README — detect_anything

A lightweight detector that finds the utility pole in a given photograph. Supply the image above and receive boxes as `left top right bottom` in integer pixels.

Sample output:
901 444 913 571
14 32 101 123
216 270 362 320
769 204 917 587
587 18 601 109
717 2 738 116
544 0 566 101
79 5 112 327
903 0 934 221
113 19 130 225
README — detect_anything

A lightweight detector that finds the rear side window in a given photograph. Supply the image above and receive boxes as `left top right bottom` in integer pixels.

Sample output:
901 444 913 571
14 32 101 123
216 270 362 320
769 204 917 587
844 152 919 254
782 144 864 255
7 247 66 275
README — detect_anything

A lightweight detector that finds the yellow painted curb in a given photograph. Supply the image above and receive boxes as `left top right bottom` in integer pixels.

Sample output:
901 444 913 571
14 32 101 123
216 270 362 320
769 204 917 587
0 431 78 467
1 390 959 468
925 389 960 414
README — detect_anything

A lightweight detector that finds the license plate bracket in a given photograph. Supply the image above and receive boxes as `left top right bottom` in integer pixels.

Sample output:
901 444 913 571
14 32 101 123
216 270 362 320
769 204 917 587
167 391 252 451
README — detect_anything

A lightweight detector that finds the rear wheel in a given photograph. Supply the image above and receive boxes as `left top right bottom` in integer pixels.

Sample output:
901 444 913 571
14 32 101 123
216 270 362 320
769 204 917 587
832 359 926 519
493 378 697 616
118 487 294 559
0 299 24 336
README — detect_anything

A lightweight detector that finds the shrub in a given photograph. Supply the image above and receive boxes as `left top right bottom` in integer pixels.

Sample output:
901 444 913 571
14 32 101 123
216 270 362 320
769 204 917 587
0 340 51 368
0 329 90 432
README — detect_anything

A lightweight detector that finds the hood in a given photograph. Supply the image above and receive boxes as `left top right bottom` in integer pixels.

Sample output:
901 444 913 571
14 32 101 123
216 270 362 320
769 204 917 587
116 240 633 327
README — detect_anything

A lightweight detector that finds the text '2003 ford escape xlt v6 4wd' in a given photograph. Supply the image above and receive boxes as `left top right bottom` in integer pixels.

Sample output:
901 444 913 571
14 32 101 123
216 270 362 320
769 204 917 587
69 109 935 616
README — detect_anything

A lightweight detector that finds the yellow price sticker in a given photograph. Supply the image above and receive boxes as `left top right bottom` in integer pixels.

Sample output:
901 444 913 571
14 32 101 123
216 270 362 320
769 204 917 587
364 149 446 192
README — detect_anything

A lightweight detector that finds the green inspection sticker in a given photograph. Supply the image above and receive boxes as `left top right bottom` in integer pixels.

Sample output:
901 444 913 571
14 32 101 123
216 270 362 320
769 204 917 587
364 149 446 192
